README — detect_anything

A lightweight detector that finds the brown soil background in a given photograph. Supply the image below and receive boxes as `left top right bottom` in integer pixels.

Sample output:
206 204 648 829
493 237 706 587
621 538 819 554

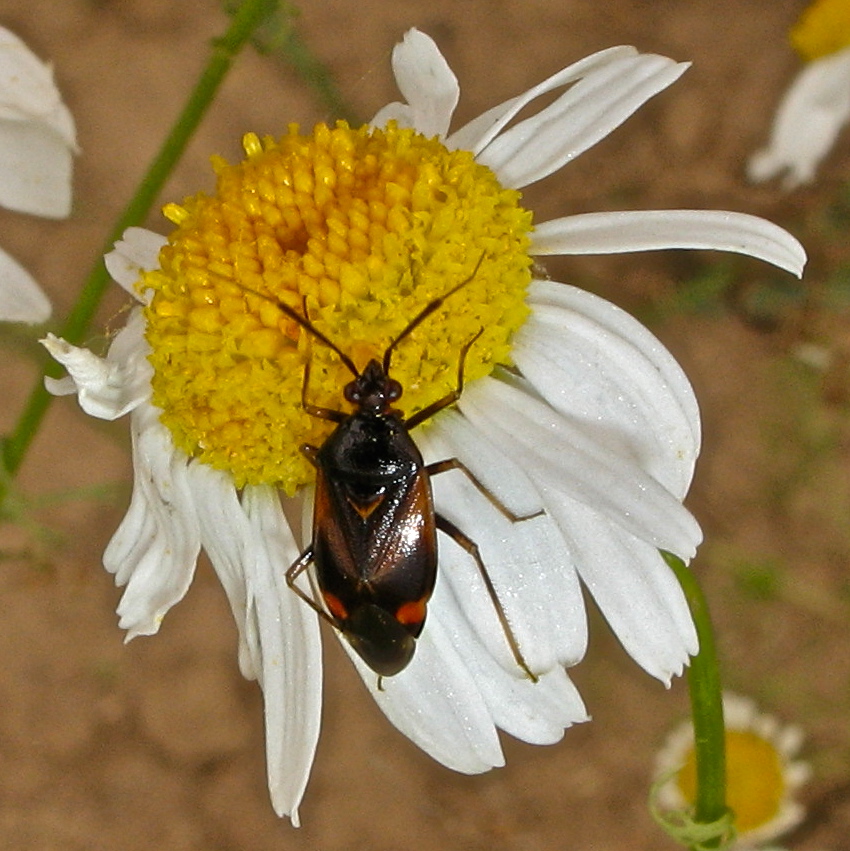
1 1 848 849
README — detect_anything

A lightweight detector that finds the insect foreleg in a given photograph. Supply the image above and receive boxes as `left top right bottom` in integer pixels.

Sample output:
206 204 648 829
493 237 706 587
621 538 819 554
435 514 538 682
300 355 347 423
404 328 484 430
383 253 487 375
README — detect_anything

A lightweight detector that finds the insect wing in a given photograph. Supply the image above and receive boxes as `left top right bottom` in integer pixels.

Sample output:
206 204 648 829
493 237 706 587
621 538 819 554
312 465 438 633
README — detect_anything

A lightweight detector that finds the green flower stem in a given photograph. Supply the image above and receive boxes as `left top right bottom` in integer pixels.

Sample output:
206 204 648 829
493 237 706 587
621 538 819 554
1 0 279 483
662 550 731 848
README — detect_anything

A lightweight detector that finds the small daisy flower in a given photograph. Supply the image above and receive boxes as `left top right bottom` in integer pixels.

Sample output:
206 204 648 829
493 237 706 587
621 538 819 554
0 26 76 323
44 31 805 823
655 693 811 848
748 0 850 188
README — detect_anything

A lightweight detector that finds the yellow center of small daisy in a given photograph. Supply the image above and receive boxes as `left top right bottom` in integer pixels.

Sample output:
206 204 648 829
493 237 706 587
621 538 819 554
791 0 850 62
142 121 533 493
676 730 786 835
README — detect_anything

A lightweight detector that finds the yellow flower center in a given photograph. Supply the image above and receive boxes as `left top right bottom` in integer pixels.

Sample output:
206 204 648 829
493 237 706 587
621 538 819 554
791 0 850 61
676 730 786 835
142 121 533 492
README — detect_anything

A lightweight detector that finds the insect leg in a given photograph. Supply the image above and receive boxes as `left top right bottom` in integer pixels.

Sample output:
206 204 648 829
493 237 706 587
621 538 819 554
383 253 487 376
427 457 544 523
404 327 484 430
435 514 538 682
285 545 339 629
300 352 347 423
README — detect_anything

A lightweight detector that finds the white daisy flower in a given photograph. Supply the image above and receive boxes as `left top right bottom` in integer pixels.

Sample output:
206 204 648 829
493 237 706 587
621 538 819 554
43 30 805 824
655 693 812 848
748 0 850 188
0 25 77 323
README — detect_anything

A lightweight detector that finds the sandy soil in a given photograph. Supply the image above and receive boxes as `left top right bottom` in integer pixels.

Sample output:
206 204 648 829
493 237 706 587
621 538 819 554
1 1 848 849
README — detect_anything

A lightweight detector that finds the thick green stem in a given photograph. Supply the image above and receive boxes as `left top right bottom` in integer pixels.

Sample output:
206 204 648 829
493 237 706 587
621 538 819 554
1 0 278 481
661 551 732 849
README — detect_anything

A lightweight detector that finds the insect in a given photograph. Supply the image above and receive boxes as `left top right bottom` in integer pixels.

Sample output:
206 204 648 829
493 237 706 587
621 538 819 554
260 265 538 679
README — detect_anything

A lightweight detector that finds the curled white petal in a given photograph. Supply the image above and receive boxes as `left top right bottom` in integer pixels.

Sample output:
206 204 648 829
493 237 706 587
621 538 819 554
519 280 700 497
41 308 151 419
433 585 588 743
0 246 50 322
185 462 256 679
241 486 322 826
104 226 167 298
447 46 639 153
0 26 76 218
532 209 807 277
104 405 201 639
370 28 459 138
418 414 588 672
346 591 505 774
459 377 702 559
450 371 698 681
541 490 697 682
477 52 688 189
749 46 850 189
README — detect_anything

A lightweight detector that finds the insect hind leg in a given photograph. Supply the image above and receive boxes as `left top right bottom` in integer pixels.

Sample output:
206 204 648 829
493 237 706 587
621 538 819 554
435 514 538 682
286 545 339 629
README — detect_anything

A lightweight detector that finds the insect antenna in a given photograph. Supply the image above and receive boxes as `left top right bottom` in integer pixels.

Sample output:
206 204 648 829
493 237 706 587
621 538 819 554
382 254 487 375
238 283 360 378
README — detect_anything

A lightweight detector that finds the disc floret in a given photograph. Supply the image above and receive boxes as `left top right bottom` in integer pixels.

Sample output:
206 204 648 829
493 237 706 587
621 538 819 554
142 121 533 492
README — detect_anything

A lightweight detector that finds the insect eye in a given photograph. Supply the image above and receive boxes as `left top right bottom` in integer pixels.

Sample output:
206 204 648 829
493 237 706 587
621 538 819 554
386 379 403 401
344 382 360 404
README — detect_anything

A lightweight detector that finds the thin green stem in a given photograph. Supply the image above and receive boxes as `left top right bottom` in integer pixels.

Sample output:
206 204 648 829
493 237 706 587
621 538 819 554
1 0 278 482
662 551 732 848
275 22 357 122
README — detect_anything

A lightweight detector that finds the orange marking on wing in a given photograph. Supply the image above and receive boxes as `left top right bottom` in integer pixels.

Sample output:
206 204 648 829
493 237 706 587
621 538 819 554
323 592 349 621
346 492 386 519
395 598 427 627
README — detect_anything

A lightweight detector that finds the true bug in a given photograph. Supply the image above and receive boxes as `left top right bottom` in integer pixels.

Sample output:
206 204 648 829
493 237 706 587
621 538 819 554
257 265 538 679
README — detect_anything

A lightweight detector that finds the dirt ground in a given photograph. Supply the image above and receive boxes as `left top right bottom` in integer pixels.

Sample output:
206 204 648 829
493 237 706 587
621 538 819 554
1 1 848 849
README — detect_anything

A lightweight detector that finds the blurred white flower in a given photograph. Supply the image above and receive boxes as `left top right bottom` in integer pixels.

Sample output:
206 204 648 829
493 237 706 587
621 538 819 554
749 0 850 188
0 26 76 322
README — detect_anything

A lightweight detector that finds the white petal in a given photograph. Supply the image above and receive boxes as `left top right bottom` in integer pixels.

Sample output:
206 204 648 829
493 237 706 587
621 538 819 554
459 376 702 559
476 53 688 188
242 486 323 826
41 308 151 419
0 27 76 144
185 462 256 680
447 46 639 153
421 406 545 518
541 490 697 682
370 29 458 137
103 405 201 639
346 593 505 773
0 117 74 217
748 46 850 188
353 570 586 763
433 588 589 744
532 209 807 277
43 375 76 396
518 280 700 497
104 227 167 298
0 27 76 218
0 246 50 322
417 414 588 672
